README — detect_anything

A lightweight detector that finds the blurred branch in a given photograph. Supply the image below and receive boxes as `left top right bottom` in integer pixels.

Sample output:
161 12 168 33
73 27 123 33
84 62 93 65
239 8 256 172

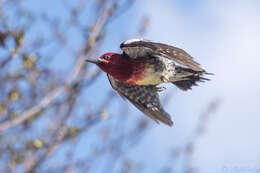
0 5 113 133
24 88 78 171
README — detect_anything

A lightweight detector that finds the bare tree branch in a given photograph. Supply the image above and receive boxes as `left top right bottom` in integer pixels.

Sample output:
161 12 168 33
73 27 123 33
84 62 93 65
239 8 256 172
0 6 112 133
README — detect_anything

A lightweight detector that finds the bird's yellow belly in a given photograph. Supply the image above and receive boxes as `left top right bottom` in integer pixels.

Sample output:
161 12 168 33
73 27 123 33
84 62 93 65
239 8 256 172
135 70 162 85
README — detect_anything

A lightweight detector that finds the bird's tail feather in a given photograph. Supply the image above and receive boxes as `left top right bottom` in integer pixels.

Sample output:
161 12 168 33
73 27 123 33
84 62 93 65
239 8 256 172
172 67 212 91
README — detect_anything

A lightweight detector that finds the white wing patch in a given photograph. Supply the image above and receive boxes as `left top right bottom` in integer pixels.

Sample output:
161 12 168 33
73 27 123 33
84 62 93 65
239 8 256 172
123 38 144 45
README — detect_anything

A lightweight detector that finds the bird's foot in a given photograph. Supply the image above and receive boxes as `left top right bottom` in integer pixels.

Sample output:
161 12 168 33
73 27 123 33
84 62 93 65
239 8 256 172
160 76 170 83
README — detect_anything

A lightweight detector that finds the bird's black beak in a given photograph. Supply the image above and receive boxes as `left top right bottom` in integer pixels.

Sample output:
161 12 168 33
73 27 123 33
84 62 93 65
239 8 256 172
85 59 101 65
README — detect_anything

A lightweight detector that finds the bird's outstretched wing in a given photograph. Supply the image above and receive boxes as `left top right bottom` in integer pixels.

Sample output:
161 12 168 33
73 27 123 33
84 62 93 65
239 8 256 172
107 75 173 126
120 39 203 71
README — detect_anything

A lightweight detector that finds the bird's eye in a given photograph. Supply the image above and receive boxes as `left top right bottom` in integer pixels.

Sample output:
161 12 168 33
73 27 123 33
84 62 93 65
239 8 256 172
103 55 111 60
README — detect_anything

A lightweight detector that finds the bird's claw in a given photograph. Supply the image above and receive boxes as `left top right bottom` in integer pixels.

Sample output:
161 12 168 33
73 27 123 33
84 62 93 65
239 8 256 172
160 76 170 83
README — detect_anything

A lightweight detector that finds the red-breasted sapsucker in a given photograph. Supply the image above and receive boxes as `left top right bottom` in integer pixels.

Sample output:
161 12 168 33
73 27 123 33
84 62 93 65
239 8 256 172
86 39 211 126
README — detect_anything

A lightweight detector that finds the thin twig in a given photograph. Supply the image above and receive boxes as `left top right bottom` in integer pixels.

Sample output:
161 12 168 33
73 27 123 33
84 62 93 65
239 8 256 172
0 7 111 133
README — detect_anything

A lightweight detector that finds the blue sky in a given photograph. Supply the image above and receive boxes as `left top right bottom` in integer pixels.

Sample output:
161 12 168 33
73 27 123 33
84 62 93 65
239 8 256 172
9 0 260 172
131 1 260 173
92 0 260 172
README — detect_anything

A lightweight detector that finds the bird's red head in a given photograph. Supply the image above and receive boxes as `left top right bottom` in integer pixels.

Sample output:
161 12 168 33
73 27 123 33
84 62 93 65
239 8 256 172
86 52 133 82
97 53 119 66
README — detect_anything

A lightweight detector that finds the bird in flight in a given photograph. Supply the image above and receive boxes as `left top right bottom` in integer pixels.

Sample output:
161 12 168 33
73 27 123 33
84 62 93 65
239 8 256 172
86 39 211 126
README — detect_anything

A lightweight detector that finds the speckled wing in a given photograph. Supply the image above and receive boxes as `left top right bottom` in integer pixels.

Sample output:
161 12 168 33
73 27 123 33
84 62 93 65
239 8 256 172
107 75 173 126
120 39 203 71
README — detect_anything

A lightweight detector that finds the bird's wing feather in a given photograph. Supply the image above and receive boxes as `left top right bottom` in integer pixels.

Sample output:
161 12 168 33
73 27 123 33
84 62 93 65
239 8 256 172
120 39 203 71
107 74 173 126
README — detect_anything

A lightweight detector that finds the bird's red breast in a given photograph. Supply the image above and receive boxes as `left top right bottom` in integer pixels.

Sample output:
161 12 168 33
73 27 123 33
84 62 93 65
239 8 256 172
97 53 148 85
125 59 147 85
